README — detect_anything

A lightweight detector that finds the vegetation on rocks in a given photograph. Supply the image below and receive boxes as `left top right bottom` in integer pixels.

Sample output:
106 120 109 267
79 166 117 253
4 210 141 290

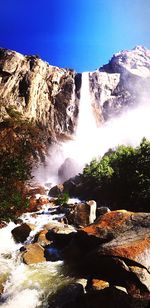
81 138 150 212
0 106 46 221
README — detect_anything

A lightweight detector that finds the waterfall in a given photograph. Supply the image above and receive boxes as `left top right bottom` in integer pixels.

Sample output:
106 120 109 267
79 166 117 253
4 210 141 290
54 72 99 175
32 72 98 185
76 72 97 141
32 70 150 187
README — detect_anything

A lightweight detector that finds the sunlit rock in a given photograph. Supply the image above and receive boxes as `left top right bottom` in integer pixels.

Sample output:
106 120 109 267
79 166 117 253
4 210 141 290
86 278 109 291
0 48 80 139
22 243 46 264
34 229 51 247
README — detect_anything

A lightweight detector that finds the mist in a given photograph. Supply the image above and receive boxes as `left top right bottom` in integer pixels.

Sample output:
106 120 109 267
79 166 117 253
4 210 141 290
33 73 150 187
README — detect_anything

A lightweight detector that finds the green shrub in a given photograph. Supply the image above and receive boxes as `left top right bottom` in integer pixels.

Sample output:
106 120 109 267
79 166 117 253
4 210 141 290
56 192 70 206
82 138 150 212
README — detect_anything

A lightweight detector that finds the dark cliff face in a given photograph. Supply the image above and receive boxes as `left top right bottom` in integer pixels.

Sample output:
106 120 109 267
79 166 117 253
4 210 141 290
89 46 150 121
0 48 81 141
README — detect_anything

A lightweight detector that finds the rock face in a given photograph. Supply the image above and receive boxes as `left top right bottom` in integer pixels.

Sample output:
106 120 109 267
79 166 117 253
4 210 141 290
1 46 150 142
0 48 81 140
90 46 150 120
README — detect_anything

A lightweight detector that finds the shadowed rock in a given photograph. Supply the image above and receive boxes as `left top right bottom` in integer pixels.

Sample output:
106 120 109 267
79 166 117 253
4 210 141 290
63 210 150 297
11 223 32 243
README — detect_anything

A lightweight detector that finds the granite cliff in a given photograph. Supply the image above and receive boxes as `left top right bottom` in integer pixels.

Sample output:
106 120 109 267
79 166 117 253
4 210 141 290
1 46 150 143
0 48 81 141
90 46 150 120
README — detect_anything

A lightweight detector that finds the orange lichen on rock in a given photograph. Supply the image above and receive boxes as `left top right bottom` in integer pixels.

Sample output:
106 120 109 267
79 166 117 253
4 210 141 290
106 237 150 261
83 210 132 235
91 279 109 290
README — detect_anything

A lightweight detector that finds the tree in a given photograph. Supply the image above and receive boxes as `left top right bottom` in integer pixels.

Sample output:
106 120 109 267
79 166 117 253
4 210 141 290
0 107 46 221
82 139 150 212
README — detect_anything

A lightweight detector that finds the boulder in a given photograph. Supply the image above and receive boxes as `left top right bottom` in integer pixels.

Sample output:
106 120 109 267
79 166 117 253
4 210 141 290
49 184 64 198
73 200 97 227
11 223 32 243
63 211 150 297
22 243 46 264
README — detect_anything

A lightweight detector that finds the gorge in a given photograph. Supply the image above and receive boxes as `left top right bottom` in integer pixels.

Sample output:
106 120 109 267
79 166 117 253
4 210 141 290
0 46 150 307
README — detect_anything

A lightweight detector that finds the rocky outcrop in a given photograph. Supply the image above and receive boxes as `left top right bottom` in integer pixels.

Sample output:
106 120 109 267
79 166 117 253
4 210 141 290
90 46 150 120
0 48 81 140
63 210 150 298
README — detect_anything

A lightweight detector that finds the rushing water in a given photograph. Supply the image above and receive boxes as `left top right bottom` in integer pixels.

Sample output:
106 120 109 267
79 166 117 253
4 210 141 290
0 204 75 307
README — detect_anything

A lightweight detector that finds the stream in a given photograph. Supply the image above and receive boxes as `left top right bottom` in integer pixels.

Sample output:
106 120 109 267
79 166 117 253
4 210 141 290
0 202 76 308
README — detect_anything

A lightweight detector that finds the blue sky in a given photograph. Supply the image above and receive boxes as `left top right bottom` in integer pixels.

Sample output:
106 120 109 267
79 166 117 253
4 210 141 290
0 0 150 72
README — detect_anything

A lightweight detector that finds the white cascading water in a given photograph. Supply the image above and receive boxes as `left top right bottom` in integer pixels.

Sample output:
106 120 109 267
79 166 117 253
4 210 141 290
0 210 75 307
33 71 150 186
75 72 97 148
33 72 98 186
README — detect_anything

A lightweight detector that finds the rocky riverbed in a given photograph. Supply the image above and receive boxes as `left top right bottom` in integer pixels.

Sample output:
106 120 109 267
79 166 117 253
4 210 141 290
0 193 149 307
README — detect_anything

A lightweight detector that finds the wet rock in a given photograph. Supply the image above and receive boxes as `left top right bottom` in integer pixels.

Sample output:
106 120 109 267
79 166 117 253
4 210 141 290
44 245 62 261
34 229 51 247
49 175 82 198
22 243 46 264
49 184 64 198
48 283 85 308
11 223 32 243
28 195 49 212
